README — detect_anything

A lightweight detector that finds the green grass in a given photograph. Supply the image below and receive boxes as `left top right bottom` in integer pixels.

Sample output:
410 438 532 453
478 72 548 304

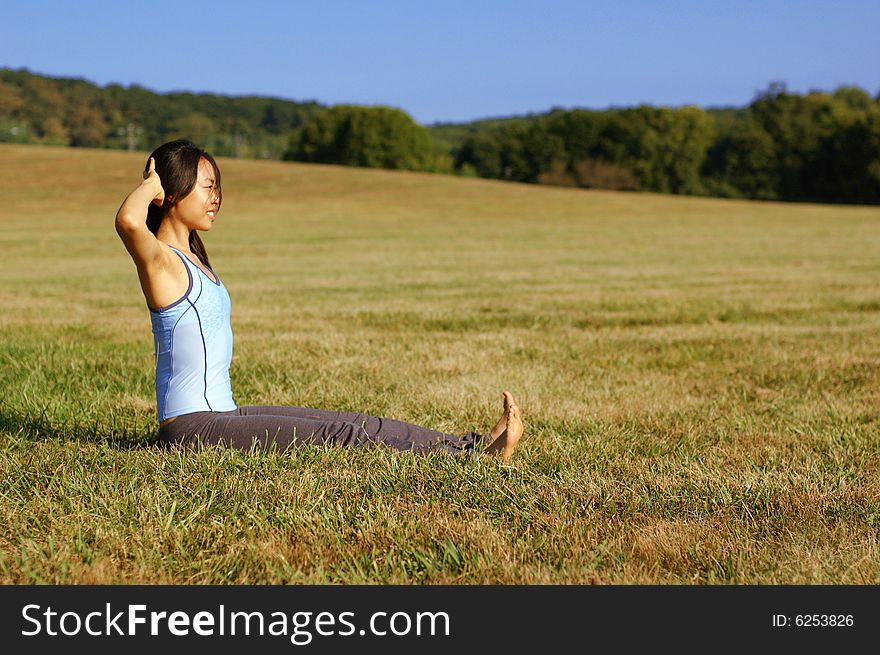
1 142 878 583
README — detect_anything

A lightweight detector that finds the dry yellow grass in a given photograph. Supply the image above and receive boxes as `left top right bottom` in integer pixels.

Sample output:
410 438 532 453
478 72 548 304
0 143 878 583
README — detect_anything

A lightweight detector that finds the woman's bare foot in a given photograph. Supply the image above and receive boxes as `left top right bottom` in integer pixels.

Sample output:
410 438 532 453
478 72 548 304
489 391 514 442
484 391 524 463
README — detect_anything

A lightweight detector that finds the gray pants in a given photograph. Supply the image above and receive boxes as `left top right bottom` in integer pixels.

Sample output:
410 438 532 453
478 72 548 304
156 405 487 456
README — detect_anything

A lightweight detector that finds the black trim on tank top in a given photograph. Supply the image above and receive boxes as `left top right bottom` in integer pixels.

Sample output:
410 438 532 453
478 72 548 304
170 245 221 286
185 295 213 411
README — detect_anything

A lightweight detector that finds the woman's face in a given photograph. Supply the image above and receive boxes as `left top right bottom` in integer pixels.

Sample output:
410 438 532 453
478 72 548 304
168 157 220 230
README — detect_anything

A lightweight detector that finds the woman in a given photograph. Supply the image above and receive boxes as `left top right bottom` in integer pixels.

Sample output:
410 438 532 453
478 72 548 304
115 140 524 461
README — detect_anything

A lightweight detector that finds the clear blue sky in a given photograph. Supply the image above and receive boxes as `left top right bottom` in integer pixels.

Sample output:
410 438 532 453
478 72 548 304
2 0 878 124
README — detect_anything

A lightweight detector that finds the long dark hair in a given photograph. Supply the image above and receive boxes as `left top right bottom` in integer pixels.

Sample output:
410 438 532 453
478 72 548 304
144 140 222 270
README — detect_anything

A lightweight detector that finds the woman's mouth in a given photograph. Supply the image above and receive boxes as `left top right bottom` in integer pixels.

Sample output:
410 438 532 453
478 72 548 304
207 211 216 219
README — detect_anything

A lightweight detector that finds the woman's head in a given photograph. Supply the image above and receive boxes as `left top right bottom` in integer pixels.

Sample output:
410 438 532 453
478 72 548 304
145 139 221 268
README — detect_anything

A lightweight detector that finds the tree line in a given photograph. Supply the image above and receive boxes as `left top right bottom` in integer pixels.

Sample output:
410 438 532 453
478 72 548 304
0 68 324 159
2 68 878 204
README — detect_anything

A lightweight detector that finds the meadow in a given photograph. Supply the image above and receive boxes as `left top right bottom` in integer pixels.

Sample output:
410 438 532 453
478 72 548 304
0 143 878 583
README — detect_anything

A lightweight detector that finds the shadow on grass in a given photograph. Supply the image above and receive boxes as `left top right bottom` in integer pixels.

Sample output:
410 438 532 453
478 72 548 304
0 406 158 451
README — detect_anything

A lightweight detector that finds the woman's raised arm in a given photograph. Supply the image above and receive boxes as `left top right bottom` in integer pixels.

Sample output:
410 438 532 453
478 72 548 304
115 157 167 271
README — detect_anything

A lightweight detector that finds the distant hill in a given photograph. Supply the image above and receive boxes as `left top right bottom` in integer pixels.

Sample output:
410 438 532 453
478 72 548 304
0 67 325 159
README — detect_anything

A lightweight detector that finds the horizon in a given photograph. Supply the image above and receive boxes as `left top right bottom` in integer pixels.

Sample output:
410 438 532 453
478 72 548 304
1 1 878 124
3 65 866 129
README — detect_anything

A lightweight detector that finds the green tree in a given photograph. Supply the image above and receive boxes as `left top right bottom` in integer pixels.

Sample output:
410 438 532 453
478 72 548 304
637 105 715 194
0 81 23 119
832 85 873 112
540 109 604 168
813 104 880 203
66 101 107 147
455 133 503 178
593 105 714 194
521 122 567 182
286 105 434 171
20 75 66 131
165 112 218 151
748 83 839 200
702 118 780 199
39 116 70 145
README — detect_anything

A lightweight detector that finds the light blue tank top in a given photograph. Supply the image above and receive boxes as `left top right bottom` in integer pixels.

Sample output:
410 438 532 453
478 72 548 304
149 245 237 422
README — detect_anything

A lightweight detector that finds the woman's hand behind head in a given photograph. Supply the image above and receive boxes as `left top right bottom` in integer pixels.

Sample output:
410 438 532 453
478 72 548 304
144 156 166 206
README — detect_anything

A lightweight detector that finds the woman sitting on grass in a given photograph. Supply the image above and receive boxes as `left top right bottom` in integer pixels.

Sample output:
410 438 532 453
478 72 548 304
115 140 524 462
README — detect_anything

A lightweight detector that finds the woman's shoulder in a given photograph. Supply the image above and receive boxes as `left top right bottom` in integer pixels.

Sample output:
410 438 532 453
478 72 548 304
143 243 194 313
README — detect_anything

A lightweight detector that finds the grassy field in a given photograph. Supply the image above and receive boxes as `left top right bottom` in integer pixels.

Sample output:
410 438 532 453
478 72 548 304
0 142 878 584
